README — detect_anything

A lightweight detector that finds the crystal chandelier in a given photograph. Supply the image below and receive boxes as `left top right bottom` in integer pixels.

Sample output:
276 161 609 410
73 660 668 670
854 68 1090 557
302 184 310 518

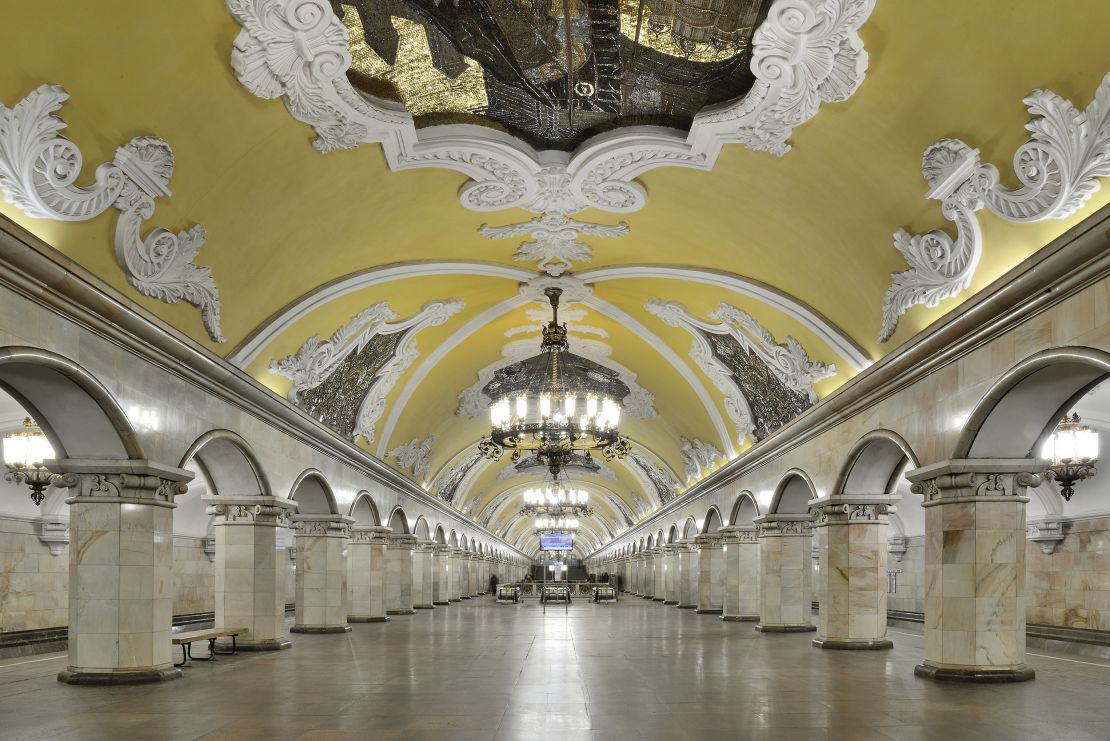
1043 412 1099 501
478 287 631 476
534 516 580 534
3 417 56 506
520 484 594 517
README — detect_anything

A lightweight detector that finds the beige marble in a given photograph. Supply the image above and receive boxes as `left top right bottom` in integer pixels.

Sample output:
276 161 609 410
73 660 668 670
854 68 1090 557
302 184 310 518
719 525 759 620
0 517 67 632
695 534 725 614
676 542 699 609
1027 516 1110 630
385 534 416 615
347 526 390 622
431 544 450 605
412 541 435 609
755 517 814 632
291 514 352 633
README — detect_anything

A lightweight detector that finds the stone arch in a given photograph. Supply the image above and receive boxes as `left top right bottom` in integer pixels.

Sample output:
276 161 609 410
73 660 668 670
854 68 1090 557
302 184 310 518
459 534 469 550
388 507 410 534
668 524 678 543
681 516 698 539
833 430 920 497
449 530 459 547
289 469 338 514
349 491 381 527
729 491 760 525
0 346 142 460
413 516 431 540
954 347 1110 459
434 525 447 544
701 506 724 533
179 429 271 497
655 529 665 546
769 470 817 515
646 534 655 548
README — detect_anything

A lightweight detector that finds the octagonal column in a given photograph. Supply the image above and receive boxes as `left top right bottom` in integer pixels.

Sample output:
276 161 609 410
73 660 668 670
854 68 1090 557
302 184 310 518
432 545 451 605
205 495 297 648
696 533 725 614
347 525 391 622
470 555 483 597
676 541 699 609
651 548 665 600
719 525 760 621
909 460 1041 682
53 460 190 684
446 547 463 601
385 533 417 615
755 515 815 633
291 514 353 633
811 497 897 650
660 546 678 604
641 551 656 599
413 540 436 609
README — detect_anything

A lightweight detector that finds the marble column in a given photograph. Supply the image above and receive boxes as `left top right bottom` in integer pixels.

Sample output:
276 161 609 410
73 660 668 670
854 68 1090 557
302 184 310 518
347 525 390 622
432 545 451 605
661 546 678 604
448 548 463 601
291 514 353 633
676 541 699 609
53 460 191 684
642 551 656 599
696 533 725 614
908 460 1041 682
719 525 760 621
652 548 665 600
205 495 297 648
811 496 896 650
412 541 436 609
385 534 417 615
754 515 815 633
469 555 482 597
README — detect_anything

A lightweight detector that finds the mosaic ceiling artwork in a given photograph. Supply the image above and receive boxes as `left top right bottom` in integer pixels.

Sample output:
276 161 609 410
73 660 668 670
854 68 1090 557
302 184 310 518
338 0 773 149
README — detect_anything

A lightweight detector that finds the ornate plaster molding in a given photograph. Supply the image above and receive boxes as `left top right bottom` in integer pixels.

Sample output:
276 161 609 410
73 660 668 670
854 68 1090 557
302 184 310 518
38 517 69 557
879 72 1110 343
479 212 629 277
430 451 485 505
387 436 434 482
225 0 873 264
646 299 836 445
1026 516 1067 556
0 85 224 342
270 298 463 443
628 449 681 506
680 437 724 484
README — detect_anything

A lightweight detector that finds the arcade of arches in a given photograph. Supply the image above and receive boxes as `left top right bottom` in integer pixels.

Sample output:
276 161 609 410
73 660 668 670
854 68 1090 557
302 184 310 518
1 1 1110 738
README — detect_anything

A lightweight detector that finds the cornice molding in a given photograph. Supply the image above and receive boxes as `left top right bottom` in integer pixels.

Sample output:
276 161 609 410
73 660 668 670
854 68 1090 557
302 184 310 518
880 71 1110 343
0 215 530 560
0 85 223 342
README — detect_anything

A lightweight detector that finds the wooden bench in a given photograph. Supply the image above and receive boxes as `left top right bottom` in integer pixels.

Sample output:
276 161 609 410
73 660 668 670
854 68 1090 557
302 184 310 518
171 628 245 667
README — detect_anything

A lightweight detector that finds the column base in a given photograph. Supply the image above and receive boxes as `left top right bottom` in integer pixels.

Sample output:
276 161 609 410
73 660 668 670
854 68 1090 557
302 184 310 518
652 597 665 602
755 624 816 633
662 600 679 605
696 608 724 615
677 604 697 609
433 601 449 606
414 605 435 610
449 598 462 603
386 608 416 615
720 614 759 622
348 616 390 623
234 639 293 651
813 638 893 650
58 667 182 685
642 595 655 600
460 596 471 600
914 662 1035 683
291 625 352 634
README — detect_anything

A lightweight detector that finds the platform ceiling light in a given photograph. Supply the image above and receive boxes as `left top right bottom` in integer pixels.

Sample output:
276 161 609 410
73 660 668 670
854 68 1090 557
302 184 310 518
1043 412 1099 501
478 287 630 477
520 483 594 518
534 516 579 534
3 417 56 506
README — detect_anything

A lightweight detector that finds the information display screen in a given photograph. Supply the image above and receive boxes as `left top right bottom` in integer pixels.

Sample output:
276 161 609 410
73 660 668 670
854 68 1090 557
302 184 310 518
540 533 573 551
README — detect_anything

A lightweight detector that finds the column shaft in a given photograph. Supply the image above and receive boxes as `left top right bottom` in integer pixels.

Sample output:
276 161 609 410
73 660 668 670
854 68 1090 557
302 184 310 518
348 526 390 622
385 534 416 615
292 515 353 633
677 542 699 609
720 526 760 621
696 534 725 614
755 516 816 632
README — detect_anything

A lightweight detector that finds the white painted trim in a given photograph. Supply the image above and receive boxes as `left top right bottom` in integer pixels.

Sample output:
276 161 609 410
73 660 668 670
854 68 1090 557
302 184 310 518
578 265 870 371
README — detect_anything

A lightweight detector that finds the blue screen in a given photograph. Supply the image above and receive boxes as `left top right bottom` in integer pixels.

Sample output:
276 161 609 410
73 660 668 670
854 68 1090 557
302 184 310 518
540 533 573 551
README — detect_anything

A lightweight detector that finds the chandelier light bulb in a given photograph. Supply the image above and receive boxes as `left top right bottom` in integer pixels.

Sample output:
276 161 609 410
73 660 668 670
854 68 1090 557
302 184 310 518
564 394 576 417
586 395 598 418
539 394 551 418
515 395 527 419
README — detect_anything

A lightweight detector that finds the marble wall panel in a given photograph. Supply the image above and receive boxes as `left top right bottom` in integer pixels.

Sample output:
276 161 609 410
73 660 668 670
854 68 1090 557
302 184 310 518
0 518 67 632
172 536 213 615
1027 516 1110 630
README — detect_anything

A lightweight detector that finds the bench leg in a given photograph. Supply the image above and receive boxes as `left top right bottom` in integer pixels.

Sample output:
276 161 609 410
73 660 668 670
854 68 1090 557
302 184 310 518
213 634 239 656
174 643 189 668
191 638 218 661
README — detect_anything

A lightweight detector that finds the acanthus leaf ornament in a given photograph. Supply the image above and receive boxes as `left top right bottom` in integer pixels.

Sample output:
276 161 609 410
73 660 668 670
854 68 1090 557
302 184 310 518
479 212 629 277
0 85 224 342
879 72 1110 343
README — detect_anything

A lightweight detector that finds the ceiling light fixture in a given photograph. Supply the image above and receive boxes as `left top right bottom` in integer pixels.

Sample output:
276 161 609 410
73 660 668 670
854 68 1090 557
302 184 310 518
1043 412 1099 501
3 417 56 506
478 287 630 476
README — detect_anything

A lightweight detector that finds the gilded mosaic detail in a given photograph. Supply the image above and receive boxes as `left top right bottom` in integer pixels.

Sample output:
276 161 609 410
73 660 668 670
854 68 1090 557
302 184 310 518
298 332 403 438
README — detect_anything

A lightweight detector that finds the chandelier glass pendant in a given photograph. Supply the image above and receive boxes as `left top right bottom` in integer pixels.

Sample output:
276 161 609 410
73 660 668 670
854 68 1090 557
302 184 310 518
478 287 631 477
3 417 56 506
534 516 580 534
520 484 594 517
1043 412 1099 501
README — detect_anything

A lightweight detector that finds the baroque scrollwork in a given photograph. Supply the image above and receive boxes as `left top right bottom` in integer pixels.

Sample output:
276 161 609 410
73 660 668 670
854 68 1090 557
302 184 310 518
387 436 434 481
680 437 724 483
0 85 224 342
879 72 1110 343
479 212 629 277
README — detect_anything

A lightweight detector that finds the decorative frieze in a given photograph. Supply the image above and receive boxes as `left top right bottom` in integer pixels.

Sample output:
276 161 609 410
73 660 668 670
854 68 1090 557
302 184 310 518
879 71 1110 342
205 495 297 527
50 459 192 507
291 514 353 538
0 85 224 342
908 459 1044 505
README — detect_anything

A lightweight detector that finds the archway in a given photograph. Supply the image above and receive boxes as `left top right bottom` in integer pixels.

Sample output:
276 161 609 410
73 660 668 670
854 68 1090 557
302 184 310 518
701 506 723 533
729 492 759 525
349 492 381 527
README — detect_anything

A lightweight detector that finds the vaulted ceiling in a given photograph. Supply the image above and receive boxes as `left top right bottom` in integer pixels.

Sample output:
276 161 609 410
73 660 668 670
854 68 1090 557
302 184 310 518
1 0 1108 556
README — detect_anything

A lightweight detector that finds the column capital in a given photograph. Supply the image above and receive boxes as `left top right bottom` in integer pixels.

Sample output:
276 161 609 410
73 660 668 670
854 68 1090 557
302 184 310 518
809 495 896 526
693 533 723 548
675 539 698 551
291 513 354 538
50 458 192 508
907 458 1044 507
718 525 758 543
753 514 813 537
204 495 297 527
387 533 418 549
350 525 392 543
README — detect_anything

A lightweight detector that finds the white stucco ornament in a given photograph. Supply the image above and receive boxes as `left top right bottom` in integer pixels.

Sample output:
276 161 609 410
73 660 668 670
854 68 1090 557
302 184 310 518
0 85 224 342
388 436 434 482
880 71 1110 343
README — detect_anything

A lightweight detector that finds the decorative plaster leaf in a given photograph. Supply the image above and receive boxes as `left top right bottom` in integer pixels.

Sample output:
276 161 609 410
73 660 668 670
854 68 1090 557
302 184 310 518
646 299 835 445
480 212 628 277
0 86 224 342
679 437 725 483
271 298 463 443
430 452 484 504
388 436 434 481
628 449 680 506
879 72 1110 343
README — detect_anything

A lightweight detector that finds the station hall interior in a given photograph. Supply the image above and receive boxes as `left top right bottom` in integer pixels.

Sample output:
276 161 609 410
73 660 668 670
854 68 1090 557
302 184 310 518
1 1 1110 739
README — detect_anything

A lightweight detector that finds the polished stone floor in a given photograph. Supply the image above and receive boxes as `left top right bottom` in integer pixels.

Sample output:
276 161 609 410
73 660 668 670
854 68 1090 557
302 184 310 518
2 598 1109 740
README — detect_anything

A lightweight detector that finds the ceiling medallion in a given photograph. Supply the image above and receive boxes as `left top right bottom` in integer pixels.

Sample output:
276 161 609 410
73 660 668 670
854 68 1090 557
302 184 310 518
478 286 631 476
